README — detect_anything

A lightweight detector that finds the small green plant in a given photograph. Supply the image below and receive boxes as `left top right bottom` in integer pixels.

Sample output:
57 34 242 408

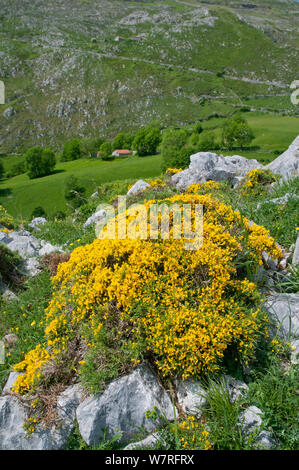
248 362 299 450
202 377 254 450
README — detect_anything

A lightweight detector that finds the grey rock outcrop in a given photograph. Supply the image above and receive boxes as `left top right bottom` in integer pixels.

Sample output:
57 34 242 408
257 193 299 211
290 339 299 364
29 217 47 230
266 135 299 182
293 235 299 266
176 378 207 416
238 406 275 449
0 230 61 259
171 152 263 190
223 375 249 401
83 209 107 228
2 371 22 394
264 294 299 340
76 364 176 446
124 432 161 450
239 405 263 433
127 180 150 196
0 385 82 450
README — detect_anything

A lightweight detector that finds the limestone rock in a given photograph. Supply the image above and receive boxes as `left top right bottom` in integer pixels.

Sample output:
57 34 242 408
176 378 207 416
264 294 299 339
127 180 150 196
76 364 176 446
29 218 47 230
171 152 263 190
83 209 107 228
2 371 22 394
239 406 263 433
0 384 82 450
266 135 299 182
293 235 299 266
124 432 161 450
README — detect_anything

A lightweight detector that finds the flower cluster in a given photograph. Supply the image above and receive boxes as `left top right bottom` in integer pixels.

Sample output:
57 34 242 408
166 168 183 176
176 416 212 450
147 178 166 188
242 169 279 196
0 205 13 228
187 181 221 194
13 192 281 393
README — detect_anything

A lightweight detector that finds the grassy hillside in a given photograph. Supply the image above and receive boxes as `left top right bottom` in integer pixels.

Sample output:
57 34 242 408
0 0 298 153
0 111 298 218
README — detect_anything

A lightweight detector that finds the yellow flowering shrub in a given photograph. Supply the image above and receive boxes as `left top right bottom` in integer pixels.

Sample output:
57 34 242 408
187 181 221 194
241 169 279 196
13 193 281 393
0 205 13 228
166 168 183 176
147 178 166 188
176 416 212 450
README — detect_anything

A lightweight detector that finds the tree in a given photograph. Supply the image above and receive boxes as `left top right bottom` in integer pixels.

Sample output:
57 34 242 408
81 137 105 157
64 175 86 209
99 141 113 159
194 122 203 134
196 132 218 152
61 139 82 161
222 114 254 149
25 147 56 179
0 160 4 180
161 129 189 170
42 148 56 175
112 132 135 150
132 124 161 156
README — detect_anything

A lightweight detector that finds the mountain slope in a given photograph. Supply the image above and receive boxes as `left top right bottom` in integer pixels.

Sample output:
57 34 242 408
0 0 298 152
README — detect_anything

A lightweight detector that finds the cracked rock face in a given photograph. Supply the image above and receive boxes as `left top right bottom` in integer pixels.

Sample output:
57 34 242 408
0 230 62 259
171 137 299 190
76 364 176 446
171 152 263 189
266 135 299 182
126 180 150 196
264 294 299 340
0 385 82 450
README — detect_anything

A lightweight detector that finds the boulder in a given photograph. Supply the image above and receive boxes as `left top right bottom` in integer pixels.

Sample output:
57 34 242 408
290 339 299 365
127 180 150 196
257 193 299 211
223 375 249 401
0 385 82 450
0 230 61 259
171 152 263 190
39 240 61 257
5 234 40 258
21 258 42 277
239 405 263 433
176 378 207 416
124 432 161 450
238 406 275 449
293 235 299 266
2 371 22 394
29 218 47 230
76 364 176 446
83 209 107 229
266 135 299 182
264 294 299 339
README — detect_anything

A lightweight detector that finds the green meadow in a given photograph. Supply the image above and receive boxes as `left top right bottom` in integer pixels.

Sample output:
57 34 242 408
0 112 298 219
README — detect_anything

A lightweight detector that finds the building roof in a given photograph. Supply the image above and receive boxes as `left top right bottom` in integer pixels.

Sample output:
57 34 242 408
116 149 131 154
